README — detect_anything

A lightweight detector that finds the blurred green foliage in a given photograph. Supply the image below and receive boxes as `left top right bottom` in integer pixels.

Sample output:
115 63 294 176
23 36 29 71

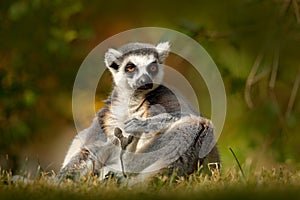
0 0 93 166
0 0 300 171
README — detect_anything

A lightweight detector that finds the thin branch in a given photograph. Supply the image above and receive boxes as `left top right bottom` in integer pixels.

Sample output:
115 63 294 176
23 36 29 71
269 91 289 134
280 0 292 17
229 147 246 180
245 51 264 109
292 0 300 24
252 68 271 84
285 67 300 119
269 47 280 89
267 46 289 133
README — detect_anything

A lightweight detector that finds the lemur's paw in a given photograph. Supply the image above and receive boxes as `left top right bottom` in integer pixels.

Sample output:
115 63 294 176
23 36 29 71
124 118 147 134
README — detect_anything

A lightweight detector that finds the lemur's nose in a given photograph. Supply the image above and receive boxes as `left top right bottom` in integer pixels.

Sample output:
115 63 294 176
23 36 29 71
139 74 151 85
137 74 153 90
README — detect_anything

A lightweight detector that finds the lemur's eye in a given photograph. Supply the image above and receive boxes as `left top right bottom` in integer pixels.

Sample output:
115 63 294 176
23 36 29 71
149 65 157 72
147 61 159 75
125 63 136 72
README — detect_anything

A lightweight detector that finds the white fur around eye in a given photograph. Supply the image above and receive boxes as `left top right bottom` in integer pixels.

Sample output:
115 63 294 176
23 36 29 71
127 55 156 70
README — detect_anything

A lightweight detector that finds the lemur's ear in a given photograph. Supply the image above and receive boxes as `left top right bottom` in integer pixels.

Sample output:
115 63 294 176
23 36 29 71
156 42 170 63
104 48 123 70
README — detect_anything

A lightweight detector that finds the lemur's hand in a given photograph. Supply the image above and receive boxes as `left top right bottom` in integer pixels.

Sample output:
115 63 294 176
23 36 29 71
124 118 147 134
124 113 178 134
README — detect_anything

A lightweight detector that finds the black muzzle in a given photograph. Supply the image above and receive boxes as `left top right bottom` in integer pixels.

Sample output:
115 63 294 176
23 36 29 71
136 74 153 90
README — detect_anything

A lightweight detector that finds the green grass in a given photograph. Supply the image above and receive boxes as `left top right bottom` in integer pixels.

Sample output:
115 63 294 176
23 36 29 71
1 166 300 200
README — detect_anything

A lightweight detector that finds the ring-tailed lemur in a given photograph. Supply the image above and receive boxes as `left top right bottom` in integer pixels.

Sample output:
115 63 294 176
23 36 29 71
59 42 220 181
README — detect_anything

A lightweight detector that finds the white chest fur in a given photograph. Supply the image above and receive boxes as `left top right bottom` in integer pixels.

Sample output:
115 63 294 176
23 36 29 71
106 89 148 140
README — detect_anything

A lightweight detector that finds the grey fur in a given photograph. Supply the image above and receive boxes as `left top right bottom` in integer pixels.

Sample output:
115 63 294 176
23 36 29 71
59 42 220 181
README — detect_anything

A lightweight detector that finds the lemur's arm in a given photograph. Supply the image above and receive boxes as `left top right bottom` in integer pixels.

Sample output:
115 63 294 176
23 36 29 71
124 112 180 134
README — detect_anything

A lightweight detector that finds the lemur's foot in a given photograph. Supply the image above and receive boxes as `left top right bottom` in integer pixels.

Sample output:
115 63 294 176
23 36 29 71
114 127 134 150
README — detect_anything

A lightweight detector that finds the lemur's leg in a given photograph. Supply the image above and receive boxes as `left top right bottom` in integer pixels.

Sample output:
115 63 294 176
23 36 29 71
57 132 95 180
58 136 121 180
58 117 109 179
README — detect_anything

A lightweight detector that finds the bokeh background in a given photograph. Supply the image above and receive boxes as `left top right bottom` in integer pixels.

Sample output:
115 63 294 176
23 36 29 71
1 0 299 174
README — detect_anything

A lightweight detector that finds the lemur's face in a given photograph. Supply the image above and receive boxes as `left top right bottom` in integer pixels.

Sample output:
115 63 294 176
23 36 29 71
104 42 170 93
117 54 163 91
